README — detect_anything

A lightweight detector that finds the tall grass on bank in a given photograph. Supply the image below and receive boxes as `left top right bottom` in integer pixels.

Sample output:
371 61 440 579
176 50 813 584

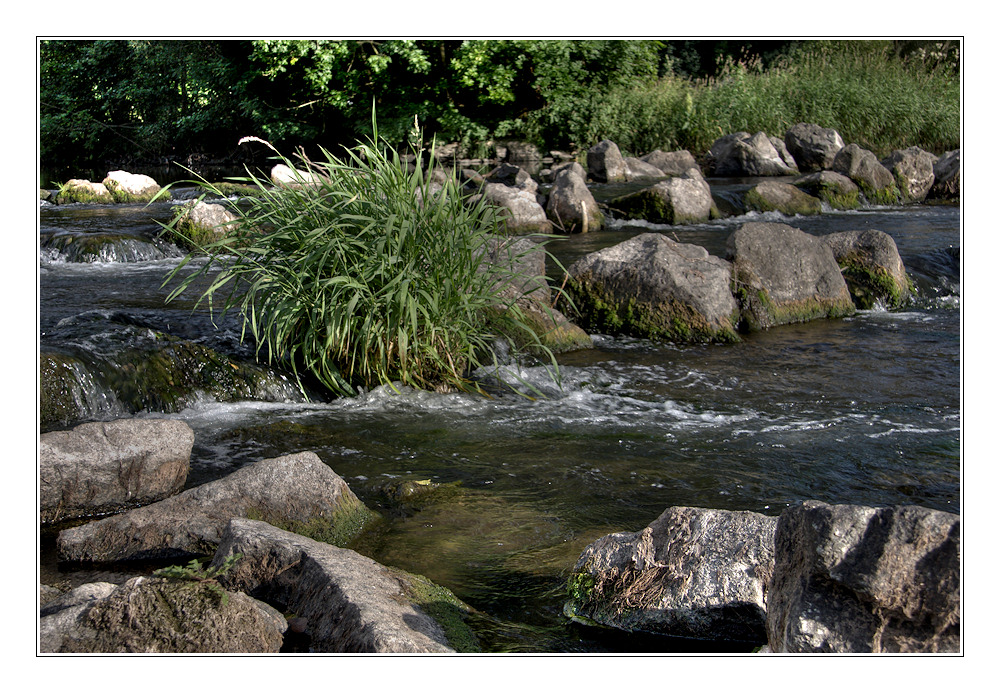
161 126 560 398
568 41 959 158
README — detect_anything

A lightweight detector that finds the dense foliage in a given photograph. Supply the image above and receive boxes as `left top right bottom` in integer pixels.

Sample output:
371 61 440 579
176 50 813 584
40 39 960 173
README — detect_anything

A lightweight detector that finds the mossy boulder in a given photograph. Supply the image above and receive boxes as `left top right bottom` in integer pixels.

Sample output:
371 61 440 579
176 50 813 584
102 170 167 203
168 200 241 251
54 179 114 205
822 229 914 309
793 171 860 210
832 143 901 205
608 173 714 225
726 222 855 330
881 147 938 203
567 232 740 343
743 180 822 216
57 452 380 563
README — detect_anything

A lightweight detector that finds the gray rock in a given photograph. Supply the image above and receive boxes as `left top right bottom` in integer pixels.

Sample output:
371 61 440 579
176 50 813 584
640 149 700 176
40 418 193 524
480 236 551 303
177 200 240 239
568 232 739 343
881 146 938 203
587 139 627 183
624 156 667 181
545 166 603 233
565 506 778 642
608 174 714 225
743 180 822 216
503 140 542 162
214 518 475 652
57 451 379 562
270 163 323 188
41 576 286 653
706 131 798 176
726 222 855 330
40 582 117 618
486 162 538 193
822 229 912 309
784 123 845 172
767 500 960 653
471 182 552 234
929 149 960 200
831 143 900 204
793 171 860 209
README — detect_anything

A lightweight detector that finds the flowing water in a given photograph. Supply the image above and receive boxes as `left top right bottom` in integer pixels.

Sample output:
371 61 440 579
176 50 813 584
37 179 961 652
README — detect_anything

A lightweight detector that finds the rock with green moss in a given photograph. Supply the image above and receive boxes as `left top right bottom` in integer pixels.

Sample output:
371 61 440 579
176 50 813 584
608 172 713 225
881 146 937 203
726 222 855 330
743 180 822 216
793 171 860 210
214 517 478 652
40 576 286 653
822 229 914 309
54 179 114 205
57 451 380 563
41 231 178 263
168 200 241 251
567 232 740 343
831 143 901 205
102 170 168 203
564 506 777 642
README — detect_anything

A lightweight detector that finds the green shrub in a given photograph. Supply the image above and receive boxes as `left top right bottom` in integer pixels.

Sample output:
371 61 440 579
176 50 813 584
162 118 560 398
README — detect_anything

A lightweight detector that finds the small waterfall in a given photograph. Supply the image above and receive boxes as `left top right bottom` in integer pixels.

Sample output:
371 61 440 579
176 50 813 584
40 233 183 264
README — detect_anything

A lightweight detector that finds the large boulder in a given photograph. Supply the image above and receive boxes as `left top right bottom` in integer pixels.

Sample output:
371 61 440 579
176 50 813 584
881 146 938 203
766 500 960 653
270 163 323 188
587 139 628 183
485 162 539 194
40 418 193 525
170 200 240 251
472 182 552 234
54 179 114 205
624 156 668 181
793 171 860 210
608 171 714 225
40 576 286 653
545 166 604 233
743 180 822 216
567 232 739 343
929 149 960 200
57 451 380 562
822 229 913 309
641 149 700 176
706 131 799 177
831 143 900 205
726 222 855 330
565 506 778 642
102 171 166 203
214 518 478 652
783 123 845 172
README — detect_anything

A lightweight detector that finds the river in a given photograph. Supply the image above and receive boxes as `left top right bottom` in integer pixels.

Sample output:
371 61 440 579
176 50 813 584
37 177 961 652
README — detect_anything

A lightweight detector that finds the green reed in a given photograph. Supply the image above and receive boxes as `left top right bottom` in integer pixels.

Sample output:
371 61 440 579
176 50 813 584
161 120 559 398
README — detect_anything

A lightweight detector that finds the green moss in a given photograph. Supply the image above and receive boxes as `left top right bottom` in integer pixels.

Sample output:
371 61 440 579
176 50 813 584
731 265 854 329
743 187 821 216
838 259 914 309
104 180 171 204
858 179 902 206
389 568 482 653
54 183 113 205
247 494 382 549
568 277 740 344
209 182 270 199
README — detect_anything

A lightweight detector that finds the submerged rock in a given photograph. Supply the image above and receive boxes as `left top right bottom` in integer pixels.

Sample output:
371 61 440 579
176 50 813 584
40 418 193 524
57 451 380 562
565 506 777 642
40 232 179 263
822 229 913 309
726 222 855 330
214 518 477 652
743 180 822 216
40 576 286 653
767 500 960 653
567 232 739 343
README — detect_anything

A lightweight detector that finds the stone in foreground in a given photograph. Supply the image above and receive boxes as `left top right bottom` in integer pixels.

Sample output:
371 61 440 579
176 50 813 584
565 506 778 642
40 418 193 525
214 518 477 652
822 229 913 309
767 500 960 653
57 451 378 562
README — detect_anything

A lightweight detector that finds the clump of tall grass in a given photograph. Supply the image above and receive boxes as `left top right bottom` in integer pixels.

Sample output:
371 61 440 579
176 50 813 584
161 121 560 398
570 41 959 158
